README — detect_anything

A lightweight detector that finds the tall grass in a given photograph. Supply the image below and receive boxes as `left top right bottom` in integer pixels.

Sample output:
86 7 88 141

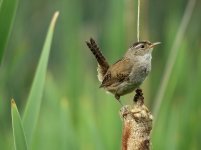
0 0 18 63
0 0 201 149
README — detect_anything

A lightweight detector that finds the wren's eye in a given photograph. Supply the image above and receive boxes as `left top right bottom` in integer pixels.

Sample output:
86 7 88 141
134 43 145 49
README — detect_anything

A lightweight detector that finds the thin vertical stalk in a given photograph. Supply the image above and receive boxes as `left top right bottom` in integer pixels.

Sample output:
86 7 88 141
137 0 140 41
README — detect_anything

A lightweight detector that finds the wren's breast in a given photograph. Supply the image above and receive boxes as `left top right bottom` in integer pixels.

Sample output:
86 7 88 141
129 54 152 86
130 64 151 84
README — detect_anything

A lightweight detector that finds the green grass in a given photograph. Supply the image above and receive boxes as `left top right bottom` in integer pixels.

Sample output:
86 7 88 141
0 0 201 149
0 0 18 63
22 11 59 147
11 99 28 150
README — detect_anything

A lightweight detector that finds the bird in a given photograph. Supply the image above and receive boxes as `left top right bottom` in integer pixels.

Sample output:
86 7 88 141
86 38 160 104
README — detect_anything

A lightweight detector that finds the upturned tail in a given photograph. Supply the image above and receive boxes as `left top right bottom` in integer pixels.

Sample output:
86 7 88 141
86 38 109 81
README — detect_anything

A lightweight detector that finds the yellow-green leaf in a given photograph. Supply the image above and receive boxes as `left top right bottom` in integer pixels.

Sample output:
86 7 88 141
22 11 59 146
11 99 28 150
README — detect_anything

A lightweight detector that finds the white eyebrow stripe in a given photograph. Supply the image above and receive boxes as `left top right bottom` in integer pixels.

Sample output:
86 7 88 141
135 43 144 49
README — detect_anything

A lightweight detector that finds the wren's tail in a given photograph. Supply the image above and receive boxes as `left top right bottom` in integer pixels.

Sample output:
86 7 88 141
86 38 109 81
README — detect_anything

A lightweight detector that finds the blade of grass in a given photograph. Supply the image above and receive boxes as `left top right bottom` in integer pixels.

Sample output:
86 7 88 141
0 0 18 63
153 0 196 119
22 11 59 146
78 97 105 150
60 98 77 150
11 99 28 150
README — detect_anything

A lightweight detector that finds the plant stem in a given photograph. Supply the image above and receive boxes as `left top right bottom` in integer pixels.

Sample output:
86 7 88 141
120 91 153 150
137 0 140 42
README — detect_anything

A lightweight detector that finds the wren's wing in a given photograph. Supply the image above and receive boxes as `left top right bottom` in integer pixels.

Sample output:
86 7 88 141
100 58 132 88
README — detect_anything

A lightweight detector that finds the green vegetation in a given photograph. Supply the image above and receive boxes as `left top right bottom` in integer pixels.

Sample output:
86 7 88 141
0 0 18 62
11 99 28 150
0 0 201 149
22 11 59 146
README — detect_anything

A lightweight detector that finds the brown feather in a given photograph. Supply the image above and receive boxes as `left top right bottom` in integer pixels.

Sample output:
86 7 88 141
100 58 132 88
86 38 109 78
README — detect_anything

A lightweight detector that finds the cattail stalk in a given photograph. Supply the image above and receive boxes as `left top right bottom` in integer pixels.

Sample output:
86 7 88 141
120 91 153 150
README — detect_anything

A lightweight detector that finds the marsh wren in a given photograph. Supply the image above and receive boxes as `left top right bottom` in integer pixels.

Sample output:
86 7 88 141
86 38 160 104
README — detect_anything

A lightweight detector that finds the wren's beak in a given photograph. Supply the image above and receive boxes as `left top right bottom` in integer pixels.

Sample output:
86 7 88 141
150 42 161 48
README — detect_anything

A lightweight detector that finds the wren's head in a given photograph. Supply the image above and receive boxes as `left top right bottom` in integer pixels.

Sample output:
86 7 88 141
125 41 160 59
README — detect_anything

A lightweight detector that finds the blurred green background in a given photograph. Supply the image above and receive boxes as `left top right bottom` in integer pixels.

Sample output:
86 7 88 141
1 0 201 149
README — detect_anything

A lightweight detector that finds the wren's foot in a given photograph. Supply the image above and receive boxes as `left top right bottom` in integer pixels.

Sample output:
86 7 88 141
115 94 123 106
135 88 143 96
134 88 144 102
